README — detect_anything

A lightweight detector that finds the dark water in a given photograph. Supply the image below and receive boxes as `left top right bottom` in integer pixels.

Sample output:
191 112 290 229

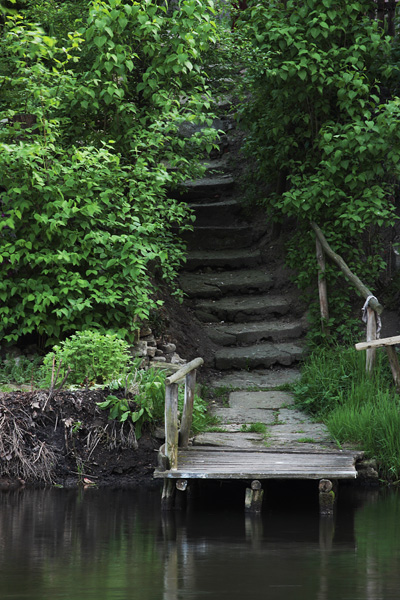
0 482 399 600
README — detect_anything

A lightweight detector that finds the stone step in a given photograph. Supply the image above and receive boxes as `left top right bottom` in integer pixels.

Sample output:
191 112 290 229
178 174 235 201
228 391 295 409
205 317 305 346
200 155 233 175
183 225 255 251
179 269 273 299
189 199 242 226
185 249 261 272
194 293 294 323
215 341 305 370
210 368 301 390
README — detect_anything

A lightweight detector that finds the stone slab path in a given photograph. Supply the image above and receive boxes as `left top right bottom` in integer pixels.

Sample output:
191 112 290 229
169 105 361 481
194 390 339 452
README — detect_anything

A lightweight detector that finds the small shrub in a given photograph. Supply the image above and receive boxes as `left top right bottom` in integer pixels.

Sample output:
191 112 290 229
180 392 220 434
0 354 42 385
98 370 218 439
42 331 132 386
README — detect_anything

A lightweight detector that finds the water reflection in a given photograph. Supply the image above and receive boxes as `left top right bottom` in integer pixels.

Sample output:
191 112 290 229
0 485 398 599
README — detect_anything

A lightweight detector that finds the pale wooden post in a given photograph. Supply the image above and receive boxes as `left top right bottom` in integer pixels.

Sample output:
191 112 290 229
180 370 196 448
165 382 179 470
366 307 377 374
386 347 400 390
316 236 330 336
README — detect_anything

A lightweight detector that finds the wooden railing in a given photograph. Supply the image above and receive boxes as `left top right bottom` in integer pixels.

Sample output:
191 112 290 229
311 223 391 374
163 357 204 470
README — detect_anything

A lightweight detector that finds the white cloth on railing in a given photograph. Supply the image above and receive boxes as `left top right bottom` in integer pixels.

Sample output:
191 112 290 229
361 295 381 339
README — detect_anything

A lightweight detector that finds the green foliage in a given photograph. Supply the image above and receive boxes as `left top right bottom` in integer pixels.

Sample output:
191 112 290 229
42 330 132 386
98 367 217 439
327 385 400 480
178 390 219 434
0 353 42 385
236 0 400 334
293 345 391 415
0 1 219 344
98 365 165 438
294 345 400 479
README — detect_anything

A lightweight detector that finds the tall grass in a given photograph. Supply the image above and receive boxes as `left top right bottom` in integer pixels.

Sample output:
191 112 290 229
293 346 400 480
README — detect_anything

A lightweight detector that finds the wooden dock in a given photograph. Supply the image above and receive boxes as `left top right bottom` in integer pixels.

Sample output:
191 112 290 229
154 447 360 481
155 359 363 514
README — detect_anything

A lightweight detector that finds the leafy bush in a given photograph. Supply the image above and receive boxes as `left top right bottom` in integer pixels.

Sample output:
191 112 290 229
0 1 218 344
42 331 132 386
236 0 400 334
98 367 217 439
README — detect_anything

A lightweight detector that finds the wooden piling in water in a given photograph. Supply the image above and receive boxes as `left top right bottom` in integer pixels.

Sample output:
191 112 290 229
319 479 336 516
161 479 176 511
245 480 264 513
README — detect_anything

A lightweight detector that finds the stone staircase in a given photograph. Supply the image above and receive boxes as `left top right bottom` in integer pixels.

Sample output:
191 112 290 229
178 119 307 384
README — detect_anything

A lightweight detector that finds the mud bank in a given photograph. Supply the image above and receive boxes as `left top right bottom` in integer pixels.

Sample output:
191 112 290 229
0 389 161 489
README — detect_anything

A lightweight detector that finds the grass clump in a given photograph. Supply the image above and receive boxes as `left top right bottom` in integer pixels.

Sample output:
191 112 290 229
241 422 267 434
293 345 400 480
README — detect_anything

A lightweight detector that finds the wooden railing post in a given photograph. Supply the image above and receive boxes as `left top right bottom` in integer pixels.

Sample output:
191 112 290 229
164 357 204 467
366 307 377 373
165 382 179 470
316 236 330 336
386 347 400 389
311 222 384 315
180 370 196 448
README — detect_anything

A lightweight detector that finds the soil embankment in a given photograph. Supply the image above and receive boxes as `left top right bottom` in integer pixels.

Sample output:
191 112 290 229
0 389 160 489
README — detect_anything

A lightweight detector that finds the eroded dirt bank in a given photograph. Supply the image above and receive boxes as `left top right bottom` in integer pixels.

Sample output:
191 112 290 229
0 389 161 489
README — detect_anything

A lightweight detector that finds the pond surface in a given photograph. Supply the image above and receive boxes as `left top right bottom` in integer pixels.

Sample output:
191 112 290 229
0 482 399 600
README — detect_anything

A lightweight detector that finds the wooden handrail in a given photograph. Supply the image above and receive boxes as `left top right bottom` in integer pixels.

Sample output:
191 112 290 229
312 222 385 375
355 335 400 389
164 357 204 469
311 222 383 314
355 335 400 351
165 357 204 385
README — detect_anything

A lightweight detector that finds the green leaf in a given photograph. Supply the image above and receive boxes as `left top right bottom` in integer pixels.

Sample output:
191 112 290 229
94 35 107 48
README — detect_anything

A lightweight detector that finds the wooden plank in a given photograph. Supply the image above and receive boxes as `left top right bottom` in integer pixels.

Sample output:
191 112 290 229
180 446 363 457
154 448 359 480
155 470 357 480
355 335 400 351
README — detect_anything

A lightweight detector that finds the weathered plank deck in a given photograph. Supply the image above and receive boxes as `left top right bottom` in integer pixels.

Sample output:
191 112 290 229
156 360 363 513
154 447 361 481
